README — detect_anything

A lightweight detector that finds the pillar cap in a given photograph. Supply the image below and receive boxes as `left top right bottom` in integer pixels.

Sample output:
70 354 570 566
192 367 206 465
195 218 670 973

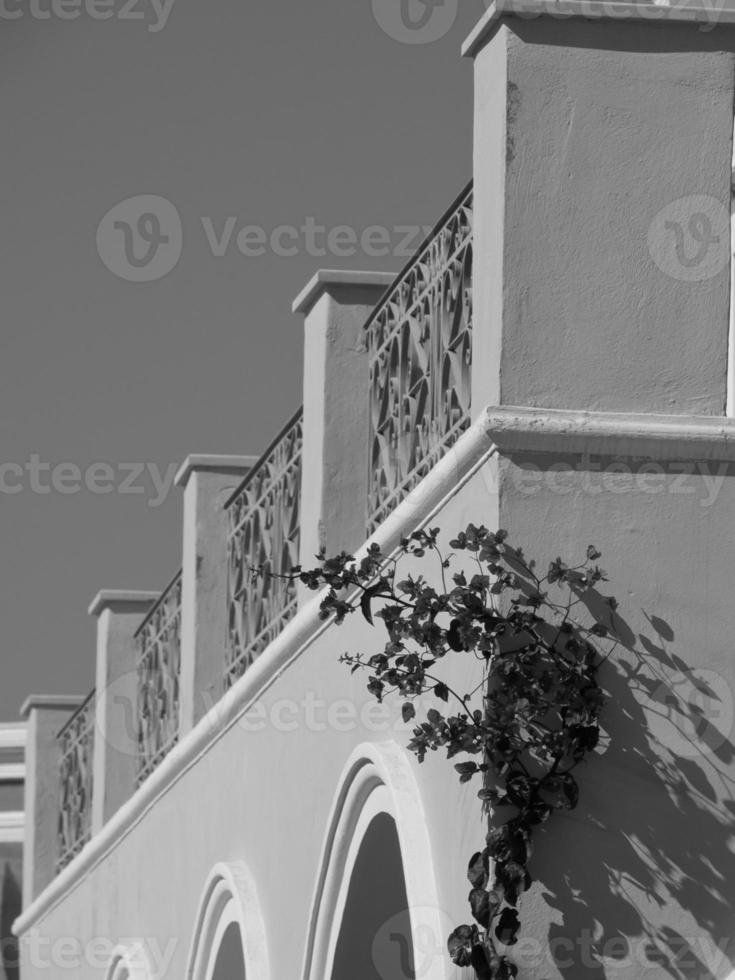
292 269 395 316
88 590 159 618
174 454 259 489
19 695 85 719
461 0 735 58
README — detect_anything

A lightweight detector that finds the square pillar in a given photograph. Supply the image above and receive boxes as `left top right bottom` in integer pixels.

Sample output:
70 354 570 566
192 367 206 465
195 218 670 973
175 455 256 730
465 2 735 416
88 591 158 834
292 270 394 571
19 696 84 904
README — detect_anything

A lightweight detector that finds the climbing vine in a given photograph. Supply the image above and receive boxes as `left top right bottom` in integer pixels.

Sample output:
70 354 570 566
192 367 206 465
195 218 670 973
272 524 617 980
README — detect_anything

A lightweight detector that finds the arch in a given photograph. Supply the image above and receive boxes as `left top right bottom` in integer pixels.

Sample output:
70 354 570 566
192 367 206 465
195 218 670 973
105 943 154 980
186 861 270 980
302 740 451 980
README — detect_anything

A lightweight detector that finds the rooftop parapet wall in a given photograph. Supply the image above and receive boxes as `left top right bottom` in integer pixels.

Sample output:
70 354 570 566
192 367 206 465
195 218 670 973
467 0 735 415
15 185 477 896
293 270 395 567
224 410 305 686
19 697 84 905
363 186 473 532
89 592 158 831
176 455 257 729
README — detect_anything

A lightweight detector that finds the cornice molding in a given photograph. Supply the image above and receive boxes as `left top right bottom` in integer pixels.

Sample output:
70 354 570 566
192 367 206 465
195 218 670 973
483 406 735 460
462 0 735 59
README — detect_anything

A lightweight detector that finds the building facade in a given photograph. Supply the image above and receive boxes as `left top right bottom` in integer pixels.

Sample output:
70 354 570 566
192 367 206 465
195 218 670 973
12 4 735 979
0 722 25 980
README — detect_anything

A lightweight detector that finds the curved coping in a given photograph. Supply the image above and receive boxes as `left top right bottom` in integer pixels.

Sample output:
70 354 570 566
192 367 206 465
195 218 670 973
16 404 735 936
105 942 155 980
302 740 452 980
186 862 270 980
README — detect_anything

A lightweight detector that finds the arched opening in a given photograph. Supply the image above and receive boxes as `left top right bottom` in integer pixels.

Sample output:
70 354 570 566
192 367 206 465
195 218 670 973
105 944 152 980
186 861 270 980
331 812 413 980
302 741 450 980
210 921 246 980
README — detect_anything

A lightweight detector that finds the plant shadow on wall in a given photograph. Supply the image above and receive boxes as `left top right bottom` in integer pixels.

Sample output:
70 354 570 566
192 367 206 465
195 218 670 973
535 604 735 980
260 526 735 980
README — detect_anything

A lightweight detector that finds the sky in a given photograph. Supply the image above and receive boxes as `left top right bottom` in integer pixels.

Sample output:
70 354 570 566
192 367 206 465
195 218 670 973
0 0 487 718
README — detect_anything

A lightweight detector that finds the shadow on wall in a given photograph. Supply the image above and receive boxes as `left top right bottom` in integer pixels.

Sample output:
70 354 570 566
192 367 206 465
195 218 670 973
521 588 735 980
0 859 21 980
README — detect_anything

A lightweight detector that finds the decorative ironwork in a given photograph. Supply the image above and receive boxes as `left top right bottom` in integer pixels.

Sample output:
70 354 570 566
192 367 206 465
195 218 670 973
57 690 96 870
136 571 182 785
225 410 303 687
365 182 473 532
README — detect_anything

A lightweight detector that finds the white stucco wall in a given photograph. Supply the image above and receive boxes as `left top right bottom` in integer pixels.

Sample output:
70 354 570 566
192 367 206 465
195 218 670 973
496 447 735 980
15 465 499 980
472 17 735 417
16 427 735 980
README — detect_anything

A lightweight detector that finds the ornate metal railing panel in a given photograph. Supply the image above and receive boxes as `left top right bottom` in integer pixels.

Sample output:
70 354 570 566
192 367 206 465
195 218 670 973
366 182 473 533
225 410 303 687
57 690 96 871
136 571 182 785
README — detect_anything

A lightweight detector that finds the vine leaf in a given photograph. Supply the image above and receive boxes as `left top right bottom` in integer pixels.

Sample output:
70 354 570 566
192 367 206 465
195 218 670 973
359 580 385 625
447 618 464 651
467 850 489 889
469 887 500 929
447 924 478 966
455 761 479 783
470 942 497 980
434 682 449 702
495 908 521 946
